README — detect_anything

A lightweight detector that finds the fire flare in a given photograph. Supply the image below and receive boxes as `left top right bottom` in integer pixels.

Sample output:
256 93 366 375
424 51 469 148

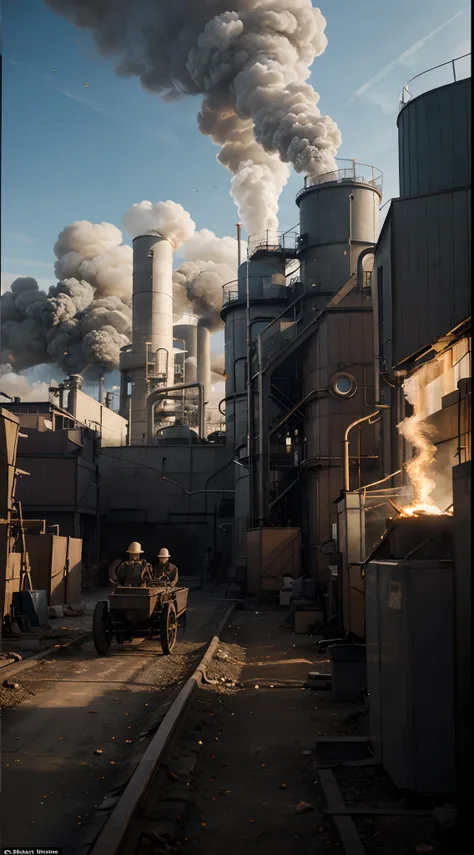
397 371 446 516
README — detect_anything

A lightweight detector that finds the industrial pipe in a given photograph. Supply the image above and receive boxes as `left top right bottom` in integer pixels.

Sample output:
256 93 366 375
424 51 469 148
343 407 389 492
197 321 211 407
357 246 376 292
236 223 242 267
146 381 204 443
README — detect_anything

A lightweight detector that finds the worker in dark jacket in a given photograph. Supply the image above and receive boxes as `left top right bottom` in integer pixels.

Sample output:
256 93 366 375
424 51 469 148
115 542 152 587
151 548 179 587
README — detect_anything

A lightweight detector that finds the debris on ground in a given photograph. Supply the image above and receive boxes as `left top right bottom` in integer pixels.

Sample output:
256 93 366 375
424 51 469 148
296 801 315 814
201 642 246 694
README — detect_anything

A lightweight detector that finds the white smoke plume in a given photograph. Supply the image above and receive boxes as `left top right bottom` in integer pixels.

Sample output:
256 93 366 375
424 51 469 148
211 353 225 381
397 371 443 515
54 220 133 303
172 228 241 330
45 1 341 233
123 200 196 249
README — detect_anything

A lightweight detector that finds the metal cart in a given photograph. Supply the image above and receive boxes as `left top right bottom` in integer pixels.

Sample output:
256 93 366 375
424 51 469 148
92 585 189 656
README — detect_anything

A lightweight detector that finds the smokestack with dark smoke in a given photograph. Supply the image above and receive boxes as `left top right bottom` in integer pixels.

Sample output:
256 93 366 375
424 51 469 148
45 1 341 232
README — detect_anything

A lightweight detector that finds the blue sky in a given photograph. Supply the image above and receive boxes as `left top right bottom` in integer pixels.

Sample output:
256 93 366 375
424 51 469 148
2 0 471 316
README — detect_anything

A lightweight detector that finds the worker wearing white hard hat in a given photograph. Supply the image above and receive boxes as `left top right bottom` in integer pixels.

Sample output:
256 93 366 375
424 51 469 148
151 547 179 588
115 542 152 587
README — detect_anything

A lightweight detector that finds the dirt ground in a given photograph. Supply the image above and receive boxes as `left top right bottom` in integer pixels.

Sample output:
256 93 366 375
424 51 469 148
0 593 228 853
148 608 448 855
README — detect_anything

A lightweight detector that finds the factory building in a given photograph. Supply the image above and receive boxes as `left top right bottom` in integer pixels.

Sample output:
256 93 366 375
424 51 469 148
365 65 471 830
222 159 383 591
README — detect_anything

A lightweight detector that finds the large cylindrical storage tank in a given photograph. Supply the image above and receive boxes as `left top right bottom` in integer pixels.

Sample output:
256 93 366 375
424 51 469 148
296 162 382 296
298 164 380 581
197 321 211 410
128 233 174 444
397 77 471 198
174 318 198 382
221 256 290 563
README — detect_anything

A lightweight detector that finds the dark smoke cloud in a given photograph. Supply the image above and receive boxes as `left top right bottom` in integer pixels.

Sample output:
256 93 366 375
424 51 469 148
45 1 341 232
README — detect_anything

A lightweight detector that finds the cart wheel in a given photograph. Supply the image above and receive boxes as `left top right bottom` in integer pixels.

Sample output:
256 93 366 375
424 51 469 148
93 601 112 656
179 611 187 637
161 602 178 655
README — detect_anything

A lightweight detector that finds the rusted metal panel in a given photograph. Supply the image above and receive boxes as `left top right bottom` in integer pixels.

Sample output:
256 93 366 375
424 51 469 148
25 535 82 605
245 527 301 594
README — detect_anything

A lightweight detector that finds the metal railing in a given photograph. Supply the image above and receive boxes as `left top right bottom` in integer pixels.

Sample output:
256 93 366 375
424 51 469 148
222 283 239 305
248 227 299 258
252 268 372 370
222 276 290 306
296 160 383 201
400 53 471 108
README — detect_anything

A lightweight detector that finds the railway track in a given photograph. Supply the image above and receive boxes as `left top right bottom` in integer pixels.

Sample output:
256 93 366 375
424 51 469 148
0 594 234 854
79 605 234 855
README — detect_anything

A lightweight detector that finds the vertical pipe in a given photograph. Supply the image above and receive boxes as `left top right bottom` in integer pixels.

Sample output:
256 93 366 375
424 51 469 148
197 322 211 428
236 223 242 268
98 373 104 405
348 193 354 275
257 335 264 525
245 256 253 526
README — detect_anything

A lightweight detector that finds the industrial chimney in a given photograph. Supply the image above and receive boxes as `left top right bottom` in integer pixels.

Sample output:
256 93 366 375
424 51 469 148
197 320 211 410
120 232 175 444
174 315 198 383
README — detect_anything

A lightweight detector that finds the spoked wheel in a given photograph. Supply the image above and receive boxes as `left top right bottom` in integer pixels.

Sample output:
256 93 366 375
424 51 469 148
160 602 178 655
93 601 112 656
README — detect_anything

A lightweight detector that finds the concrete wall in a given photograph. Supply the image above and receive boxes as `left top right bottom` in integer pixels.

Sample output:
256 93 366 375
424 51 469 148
98 444 233 572
69 389 127 447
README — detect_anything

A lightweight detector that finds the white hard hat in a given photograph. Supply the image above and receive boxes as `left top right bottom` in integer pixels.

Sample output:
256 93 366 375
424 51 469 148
158 548 170 558
127 541 143 554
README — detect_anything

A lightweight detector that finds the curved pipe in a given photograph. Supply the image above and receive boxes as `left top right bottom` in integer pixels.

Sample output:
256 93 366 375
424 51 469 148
147 381 204 443
357 246 376 291
343 409 386 492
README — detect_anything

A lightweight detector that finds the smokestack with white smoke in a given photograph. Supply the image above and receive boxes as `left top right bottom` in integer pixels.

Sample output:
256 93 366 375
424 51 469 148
123 200 196 248
173 228 242 331
45 1 341 233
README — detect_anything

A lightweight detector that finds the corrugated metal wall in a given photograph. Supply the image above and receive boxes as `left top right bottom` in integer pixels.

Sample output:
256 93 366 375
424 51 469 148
391 188 471 365
398 78 471 197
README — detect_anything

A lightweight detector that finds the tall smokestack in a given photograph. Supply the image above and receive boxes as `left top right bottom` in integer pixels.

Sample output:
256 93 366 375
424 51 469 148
127 233 175 444
174 317 198 383
98 373 105 405
197 320 211 408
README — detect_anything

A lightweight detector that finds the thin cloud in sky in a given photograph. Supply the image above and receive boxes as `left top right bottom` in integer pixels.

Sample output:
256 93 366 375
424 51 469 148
348 10 466 104
8 232 36 244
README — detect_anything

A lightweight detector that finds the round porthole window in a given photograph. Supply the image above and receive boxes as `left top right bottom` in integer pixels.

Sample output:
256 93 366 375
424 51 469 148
330 371 358 399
